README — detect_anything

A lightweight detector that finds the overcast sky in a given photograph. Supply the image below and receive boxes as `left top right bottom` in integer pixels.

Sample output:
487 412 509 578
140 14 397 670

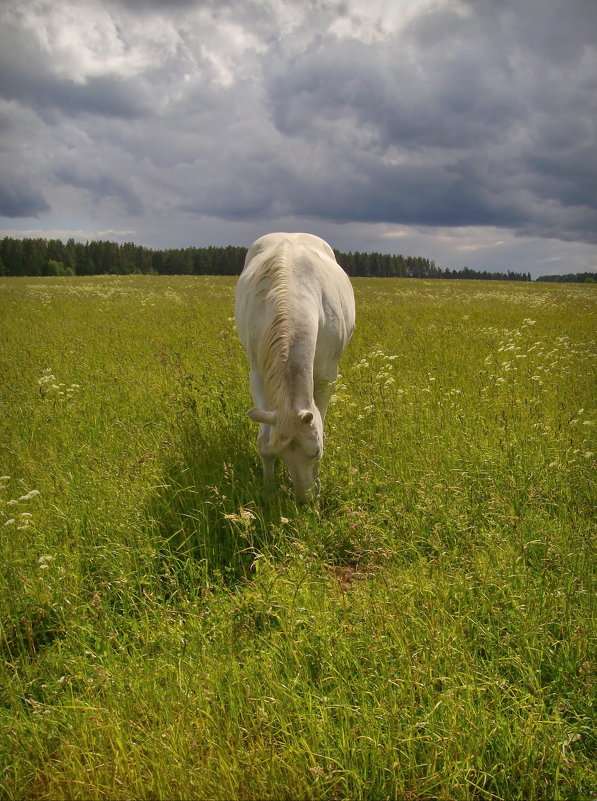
1 0 596 276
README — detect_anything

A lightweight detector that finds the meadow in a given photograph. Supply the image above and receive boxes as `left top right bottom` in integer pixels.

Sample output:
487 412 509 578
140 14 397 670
0 274 594 800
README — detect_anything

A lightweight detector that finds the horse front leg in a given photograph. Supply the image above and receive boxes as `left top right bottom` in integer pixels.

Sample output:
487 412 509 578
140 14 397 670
257 424 276 486
250 368 276 486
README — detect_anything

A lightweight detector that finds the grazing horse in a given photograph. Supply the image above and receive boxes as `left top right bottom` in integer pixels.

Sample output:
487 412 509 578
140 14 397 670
235 232 355 501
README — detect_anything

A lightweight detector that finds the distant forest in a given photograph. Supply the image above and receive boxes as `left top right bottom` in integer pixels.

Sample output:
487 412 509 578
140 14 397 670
535 272 596 283
3 235 586 283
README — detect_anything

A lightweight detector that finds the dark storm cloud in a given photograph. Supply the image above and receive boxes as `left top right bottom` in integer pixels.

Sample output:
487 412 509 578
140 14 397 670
55 165 145 216
0 172 50 218
262 0 597 242
0 0 595 271
0 21 149 119
288 160 520 229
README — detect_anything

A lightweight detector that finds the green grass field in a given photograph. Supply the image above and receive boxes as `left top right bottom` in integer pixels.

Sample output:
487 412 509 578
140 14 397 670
1 275 595 800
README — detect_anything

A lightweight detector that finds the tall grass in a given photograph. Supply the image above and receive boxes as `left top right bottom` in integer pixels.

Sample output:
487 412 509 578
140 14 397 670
0 275 594 799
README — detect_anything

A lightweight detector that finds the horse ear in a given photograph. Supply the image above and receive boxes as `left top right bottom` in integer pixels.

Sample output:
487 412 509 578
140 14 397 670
247 408 277 425
299 410 313 424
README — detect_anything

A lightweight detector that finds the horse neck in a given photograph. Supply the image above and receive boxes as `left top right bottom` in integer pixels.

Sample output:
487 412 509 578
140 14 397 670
285 327 316 408
258 248 316 405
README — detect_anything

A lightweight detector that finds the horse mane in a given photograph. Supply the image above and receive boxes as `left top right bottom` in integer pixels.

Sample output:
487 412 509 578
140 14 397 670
256 245 296 449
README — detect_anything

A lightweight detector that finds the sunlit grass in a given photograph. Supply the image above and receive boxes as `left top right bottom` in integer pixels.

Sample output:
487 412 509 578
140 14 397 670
0 275 595 799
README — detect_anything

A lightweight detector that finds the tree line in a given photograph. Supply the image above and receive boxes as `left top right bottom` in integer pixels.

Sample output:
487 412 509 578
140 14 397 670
535 272 596 283
0 236 534 281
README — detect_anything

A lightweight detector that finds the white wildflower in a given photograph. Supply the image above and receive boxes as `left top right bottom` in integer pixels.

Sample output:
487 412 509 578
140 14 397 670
224 508 256 525
19 491 39 501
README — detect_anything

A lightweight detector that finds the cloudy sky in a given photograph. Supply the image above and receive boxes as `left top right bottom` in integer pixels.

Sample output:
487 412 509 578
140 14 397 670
1 0 596 276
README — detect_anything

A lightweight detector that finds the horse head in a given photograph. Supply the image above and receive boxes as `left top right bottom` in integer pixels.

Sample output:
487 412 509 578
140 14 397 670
247 407 323 502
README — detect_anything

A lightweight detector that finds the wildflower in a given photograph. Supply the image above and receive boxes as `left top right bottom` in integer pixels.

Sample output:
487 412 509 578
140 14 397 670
224 508 256 525
19 490 39 501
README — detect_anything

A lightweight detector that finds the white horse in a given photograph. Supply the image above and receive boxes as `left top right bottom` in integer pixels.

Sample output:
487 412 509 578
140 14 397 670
235 232 355 501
